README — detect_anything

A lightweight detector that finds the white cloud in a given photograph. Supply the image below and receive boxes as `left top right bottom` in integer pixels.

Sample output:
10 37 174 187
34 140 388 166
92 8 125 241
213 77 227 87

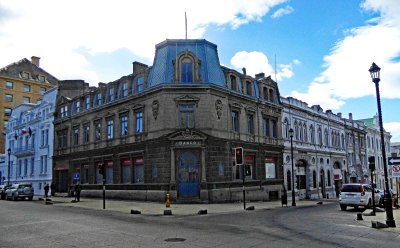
385 122 400 142
271 5 294 19
230 51 298 80
0 0 287 85
289 0 400 110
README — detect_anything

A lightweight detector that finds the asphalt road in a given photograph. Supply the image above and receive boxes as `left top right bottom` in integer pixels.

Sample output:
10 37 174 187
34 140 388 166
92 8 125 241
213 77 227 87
0 200 399 247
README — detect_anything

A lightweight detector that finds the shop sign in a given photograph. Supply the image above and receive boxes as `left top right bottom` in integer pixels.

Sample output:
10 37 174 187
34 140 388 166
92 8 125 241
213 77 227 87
175 140 201 146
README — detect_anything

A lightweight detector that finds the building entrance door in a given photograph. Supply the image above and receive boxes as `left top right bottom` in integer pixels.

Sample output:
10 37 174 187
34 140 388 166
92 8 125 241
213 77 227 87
177 150 200 198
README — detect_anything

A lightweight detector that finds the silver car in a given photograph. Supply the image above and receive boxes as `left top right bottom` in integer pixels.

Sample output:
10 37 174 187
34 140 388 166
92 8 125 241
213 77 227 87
5 183 34 201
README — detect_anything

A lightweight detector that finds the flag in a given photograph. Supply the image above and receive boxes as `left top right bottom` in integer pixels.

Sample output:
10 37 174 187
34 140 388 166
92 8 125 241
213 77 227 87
21 129 27 135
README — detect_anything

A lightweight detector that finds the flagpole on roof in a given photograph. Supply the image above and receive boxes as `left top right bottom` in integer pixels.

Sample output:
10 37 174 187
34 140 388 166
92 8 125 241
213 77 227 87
185 12 187 40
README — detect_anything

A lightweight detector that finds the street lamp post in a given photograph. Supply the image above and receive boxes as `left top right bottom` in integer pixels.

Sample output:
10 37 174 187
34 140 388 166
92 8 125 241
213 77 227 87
289 128 296 206
7 148 11 186
369 62 396 227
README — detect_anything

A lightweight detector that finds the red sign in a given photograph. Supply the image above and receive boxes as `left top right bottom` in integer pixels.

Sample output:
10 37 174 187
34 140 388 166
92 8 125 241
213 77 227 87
245 155 254 162
121 158 131 166
134 157 144 164
265 157 275 163
105 160 113 166
96 161 103 166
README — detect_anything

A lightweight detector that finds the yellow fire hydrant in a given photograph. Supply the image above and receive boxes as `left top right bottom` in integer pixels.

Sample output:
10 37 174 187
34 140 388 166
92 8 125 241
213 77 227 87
166 193 171 208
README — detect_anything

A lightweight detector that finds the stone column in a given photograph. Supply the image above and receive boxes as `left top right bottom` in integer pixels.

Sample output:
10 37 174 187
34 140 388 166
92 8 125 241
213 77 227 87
201 147 206 182
170 148 175 183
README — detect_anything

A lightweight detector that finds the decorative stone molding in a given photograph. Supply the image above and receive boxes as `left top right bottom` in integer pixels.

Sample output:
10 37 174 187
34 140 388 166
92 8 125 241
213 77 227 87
174 95 200 107
152 100 159 120
215 100 223 119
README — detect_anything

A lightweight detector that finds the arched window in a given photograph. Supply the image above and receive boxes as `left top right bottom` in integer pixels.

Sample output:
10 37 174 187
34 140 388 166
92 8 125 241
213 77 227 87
313 171 317 188
283 118 289 139
303 124 307 142
263 87 268 100
287 170 292 191
269 89 274 102
327 170 331 186
181 58 193 83
294 121 299 140
173 51 201 83
299 122 303 141
246 81 253 96
324 129 329 146
318 127 322 145
341 134 345 148
310 125 315 144
331 131 334 147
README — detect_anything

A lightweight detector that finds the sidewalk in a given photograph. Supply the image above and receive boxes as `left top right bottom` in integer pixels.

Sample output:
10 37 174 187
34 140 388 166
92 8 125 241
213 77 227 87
357 206 400 233
43 195 333 216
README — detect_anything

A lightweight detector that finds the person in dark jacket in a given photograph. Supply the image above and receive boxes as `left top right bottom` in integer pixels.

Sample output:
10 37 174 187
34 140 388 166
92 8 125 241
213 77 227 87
44 183 50 198
74 182 82 202
50 182 56 197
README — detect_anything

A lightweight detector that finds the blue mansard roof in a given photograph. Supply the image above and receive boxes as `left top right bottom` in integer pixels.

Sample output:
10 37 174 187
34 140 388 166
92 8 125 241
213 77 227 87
147 39 226 87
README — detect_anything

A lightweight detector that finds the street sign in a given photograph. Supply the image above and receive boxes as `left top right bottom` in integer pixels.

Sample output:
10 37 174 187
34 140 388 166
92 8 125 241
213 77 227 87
388 157 400 165
392 165 400 177
73 172 80 180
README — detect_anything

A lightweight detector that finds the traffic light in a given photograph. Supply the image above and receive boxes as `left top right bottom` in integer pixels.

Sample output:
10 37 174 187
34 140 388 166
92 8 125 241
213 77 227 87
244 164 251 176
368 156 375 171
99 164 105 175
235 147 243 165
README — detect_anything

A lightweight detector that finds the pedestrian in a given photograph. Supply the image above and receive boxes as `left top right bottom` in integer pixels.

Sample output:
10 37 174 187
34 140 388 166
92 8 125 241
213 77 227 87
74 182 82 202
50 182 56 197
44 183 49 198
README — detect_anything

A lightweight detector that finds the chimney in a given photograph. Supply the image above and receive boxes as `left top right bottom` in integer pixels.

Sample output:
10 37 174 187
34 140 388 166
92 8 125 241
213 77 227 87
337 112 342 118
242 67 246 75
31 56 40 67
255 72 265 80
349 113 353 121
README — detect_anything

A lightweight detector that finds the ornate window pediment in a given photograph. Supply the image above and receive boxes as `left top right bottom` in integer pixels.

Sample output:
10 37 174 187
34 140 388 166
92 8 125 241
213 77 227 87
132 103 145 111
174 95 200 107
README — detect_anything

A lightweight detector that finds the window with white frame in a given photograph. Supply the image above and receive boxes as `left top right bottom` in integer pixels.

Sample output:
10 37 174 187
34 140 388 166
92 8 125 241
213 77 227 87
122 82 128 97
231 110 239 132
60 105 68 118
135 111 143 133
137 77 144 93
83 124 90 143
40 155 48 173
120 115 128 136
73 127 79 145
95 122 101 141
6 94 13 102
5 81 14 89
108 88 114 102
247 113 254 134
23 84 31 92
85 96 91 110
30 157 34 175
107 119 114 139
96 93 102 106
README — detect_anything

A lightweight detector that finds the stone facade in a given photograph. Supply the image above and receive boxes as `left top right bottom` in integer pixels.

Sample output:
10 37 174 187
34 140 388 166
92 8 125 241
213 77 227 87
52 39 284 202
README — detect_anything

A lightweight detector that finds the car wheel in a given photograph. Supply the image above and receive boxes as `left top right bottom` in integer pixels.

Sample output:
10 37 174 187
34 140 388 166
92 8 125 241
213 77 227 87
12 194 17 201
28 196 33 201
340 204 347 211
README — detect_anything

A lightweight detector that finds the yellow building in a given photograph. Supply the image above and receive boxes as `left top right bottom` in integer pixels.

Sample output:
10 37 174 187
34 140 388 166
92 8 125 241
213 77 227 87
0 56 58 153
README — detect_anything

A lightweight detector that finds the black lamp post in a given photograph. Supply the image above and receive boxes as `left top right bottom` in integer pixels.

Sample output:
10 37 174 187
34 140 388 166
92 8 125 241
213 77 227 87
369 62 396 227
289 128 296 206
7 148 11 186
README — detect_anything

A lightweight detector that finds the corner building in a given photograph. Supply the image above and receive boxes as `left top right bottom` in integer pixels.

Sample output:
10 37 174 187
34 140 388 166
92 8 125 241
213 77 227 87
53 39 284 202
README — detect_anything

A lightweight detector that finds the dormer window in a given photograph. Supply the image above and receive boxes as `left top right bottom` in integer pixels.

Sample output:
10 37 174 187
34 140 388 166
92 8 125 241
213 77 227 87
122 82 128 97
108 88 114 102
85 96 91 110
60 105 68 118
269 89 274 102
181 59 193 83
22 72 30 79
137 76 144 93
246 81 252 96
230 75 237 91
173 51 201 83
96 93 102 106
38 75 46 82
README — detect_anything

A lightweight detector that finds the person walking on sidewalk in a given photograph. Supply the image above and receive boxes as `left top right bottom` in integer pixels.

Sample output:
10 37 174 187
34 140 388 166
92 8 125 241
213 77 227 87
74 182 82 202
44 183 49 198
50 182 56 197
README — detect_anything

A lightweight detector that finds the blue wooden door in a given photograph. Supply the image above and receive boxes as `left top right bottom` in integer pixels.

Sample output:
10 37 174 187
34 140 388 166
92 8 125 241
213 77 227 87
178 150 200 198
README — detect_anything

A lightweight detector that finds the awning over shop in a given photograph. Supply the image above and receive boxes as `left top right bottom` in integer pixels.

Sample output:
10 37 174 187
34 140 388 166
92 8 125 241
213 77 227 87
55 164 69 171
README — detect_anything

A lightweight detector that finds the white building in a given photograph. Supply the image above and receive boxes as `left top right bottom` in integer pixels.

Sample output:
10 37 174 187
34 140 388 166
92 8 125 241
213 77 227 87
358 116 393 190
5 87 57 195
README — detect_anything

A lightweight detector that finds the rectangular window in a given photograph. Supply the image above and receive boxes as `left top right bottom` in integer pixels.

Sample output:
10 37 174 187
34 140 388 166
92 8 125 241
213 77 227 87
247 114 254 134
39 75 46 82
181 63 193 83
107 119 114 139
73 127 79 145
24 159 28 176
57 129 68 148
96 93 102 106
121 158 132 183
231 110 239 132
137 77 144 93
40 155 48 173
41 129 48 146
61 105 68 118
23 84 31 92
6 94 13 102
30 157 34 175
85 96 91 110
122 82 128 97
263 117 269 137
135 111 143 133
271 120 277 138
108 88 114 102
18 160 22 176
95 122 101 141
4 108 12 116
83 125 90 143
120 115 128 136
5 81 14 89
23 96 30 103
22 72 30 79
75 101 81 113
179 104 194 129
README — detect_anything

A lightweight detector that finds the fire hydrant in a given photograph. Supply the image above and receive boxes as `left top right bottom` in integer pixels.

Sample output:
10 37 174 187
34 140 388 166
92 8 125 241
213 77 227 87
166 193 171 208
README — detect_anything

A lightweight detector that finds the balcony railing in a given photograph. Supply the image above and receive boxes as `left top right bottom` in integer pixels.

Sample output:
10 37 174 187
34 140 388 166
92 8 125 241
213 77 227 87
14 145 35 157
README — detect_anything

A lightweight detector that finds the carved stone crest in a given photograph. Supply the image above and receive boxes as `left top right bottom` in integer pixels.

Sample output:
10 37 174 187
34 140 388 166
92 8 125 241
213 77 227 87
152 100 159 120
215 99 223 119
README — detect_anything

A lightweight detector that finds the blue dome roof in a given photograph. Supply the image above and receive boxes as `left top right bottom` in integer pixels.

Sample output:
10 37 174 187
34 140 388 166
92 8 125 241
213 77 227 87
147 39 226 87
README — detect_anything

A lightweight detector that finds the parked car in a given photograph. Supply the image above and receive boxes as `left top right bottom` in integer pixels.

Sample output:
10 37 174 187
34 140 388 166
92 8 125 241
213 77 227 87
0 185 11 200
376 188 397 207
339 183 381 211
5 183 34 201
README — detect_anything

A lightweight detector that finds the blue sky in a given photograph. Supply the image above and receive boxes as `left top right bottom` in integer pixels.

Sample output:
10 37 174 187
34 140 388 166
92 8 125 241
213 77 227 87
1 0 399 141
